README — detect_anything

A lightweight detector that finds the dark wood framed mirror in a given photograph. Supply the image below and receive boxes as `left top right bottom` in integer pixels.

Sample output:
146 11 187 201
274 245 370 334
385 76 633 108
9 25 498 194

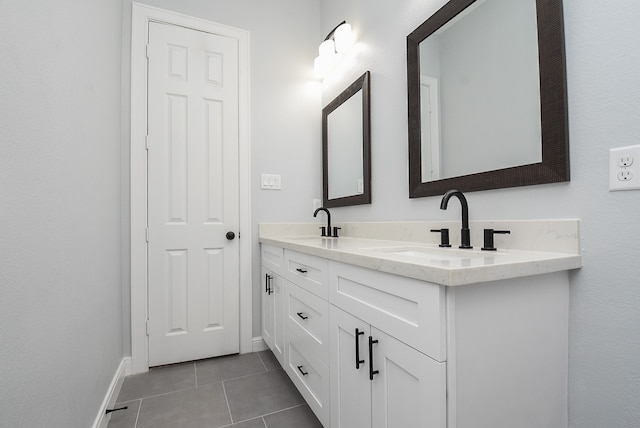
407 0 569 198
323 71 371 207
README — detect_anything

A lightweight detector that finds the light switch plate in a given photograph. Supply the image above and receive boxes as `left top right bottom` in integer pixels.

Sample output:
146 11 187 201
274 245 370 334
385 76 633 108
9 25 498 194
609 145 640 191
260 173 281 190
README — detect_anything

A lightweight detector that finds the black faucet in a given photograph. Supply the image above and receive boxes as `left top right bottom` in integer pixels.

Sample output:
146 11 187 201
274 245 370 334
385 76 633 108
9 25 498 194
313 207 332 237
440 189 472 249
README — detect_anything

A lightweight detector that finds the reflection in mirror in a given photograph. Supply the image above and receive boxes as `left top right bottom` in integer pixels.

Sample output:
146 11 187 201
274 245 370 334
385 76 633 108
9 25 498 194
420 0 541 181
407 0 569 197
323 71 371 207
328 91 363 199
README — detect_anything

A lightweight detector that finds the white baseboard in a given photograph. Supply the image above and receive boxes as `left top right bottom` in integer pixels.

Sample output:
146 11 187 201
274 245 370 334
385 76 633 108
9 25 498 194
252 336 268 352
92 357 132 428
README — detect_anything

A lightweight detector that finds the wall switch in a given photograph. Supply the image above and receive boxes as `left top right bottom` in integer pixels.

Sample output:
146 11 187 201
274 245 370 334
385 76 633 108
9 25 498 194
609 145 640 191
260 173 282 190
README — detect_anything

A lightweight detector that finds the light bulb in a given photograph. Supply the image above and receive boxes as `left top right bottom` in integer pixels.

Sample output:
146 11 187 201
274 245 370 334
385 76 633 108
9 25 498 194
334 22 354 53
319 39 335 58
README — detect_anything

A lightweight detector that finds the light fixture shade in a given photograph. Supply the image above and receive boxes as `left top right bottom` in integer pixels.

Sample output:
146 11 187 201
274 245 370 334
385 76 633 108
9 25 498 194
319 39 335 58
314 55 331 77
334 22 354 53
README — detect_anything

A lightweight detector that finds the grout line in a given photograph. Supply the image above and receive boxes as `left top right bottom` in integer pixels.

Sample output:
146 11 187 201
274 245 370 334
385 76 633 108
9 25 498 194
259 403 308 419
212 366 281 385
133 399 142 428
256 350 269 371
194 361 199 387
125 383 200 402
230 403 308 426
221 381 234 425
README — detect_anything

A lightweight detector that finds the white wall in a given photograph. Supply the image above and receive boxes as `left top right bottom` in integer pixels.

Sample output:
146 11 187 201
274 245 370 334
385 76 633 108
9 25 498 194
0 1 124 426
319 0 640 426
120 0 322 343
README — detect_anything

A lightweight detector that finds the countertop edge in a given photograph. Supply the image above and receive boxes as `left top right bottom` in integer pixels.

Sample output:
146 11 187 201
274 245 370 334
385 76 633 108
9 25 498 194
259 236 582 287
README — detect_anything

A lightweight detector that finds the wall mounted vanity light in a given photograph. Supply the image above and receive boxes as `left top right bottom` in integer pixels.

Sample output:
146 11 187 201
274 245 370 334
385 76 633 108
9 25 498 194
314 21 355 78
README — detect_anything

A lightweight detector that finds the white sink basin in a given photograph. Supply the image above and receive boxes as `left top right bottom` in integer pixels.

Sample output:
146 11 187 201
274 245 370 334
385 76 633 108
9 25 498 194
365 246 505 263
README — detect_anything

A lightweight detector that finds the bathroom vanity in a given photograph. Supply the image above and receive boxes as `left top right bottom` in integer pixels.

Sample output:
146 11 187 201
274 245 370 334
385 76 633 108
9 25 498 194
259 221 581 428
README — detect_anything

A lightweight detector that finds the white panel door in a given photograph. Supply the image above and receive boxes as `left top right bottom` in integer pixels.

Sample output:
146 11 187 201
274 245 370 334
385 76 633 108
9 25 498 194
147 22 240 366
371 328 446 428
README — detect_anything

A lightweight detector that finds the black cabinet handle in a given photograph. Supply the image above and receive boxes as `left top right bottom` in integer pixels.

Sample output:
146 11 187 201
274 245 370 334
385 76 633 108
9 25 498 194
265 274 273 295
297 365 308 376
355 328 365 369
296 268 308 274
296 312 308 320
369 336 379 380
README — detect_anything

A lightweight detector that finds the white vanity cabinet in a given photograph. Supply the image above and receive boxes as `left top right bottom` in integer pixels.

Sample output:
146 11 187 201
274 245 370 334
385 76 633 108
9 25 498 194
282 249 331 426
260 241 571 428
260 245 285 366
329 262 447 428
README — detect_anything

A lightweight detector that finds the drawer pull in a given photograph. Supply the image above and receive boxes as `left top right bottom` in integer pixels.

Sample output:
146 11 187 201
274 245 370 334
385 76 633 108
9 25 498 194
265 274 273 295
296 312 309 320
297 365 309 376
296 268 308 274
369 336 379 380
355 328 365 369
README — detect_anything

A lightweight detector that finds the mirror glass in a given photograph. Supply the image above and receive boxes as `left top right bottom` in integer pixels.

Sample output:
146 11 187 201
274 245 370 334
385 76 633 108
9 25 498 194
328 91 363 199
323 71 371 207
407 0 569 197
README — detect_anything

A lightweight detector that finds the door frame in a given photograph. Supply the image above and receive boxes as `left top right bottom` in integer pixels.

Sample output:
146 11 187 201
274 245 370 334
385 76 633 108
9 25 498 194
130 3 252 374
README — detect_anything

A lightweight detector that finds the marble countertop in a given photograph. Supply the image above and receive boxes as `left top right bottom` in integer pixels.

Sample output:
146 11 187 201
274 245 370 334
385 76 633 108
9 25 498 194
259 221 582 286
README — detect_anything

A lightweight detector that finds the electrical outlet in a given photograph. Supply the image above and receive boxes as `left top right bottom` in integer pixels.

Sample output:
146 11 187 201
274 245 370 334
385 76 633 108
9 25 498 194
312 199 322 212
609 145 640 191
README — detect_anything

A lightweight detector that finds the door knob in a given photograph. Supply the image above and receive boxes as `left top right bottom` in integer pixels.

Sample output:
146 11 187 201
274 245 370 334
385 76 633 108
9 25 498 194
226 231 236 240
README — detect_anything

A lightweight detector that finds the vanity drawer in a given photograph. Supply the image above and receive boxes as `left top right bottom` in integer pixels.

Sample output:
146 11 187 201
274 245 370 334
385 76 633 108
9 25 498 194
285 281 329 365
329 261 447 362
285 329 330 426
284 250 329 300
261 244 284 276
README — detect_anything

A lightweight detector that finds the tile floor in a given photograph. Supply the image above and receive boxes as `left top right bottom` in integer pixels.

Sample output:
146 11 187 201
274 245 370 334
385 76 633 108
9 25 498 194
107 350 322 428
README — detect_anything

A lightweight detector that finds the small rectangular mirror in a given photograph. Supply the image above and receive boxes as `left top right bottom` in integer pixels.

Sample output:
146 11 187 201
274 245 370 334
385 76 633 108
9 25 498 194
322 71 371 207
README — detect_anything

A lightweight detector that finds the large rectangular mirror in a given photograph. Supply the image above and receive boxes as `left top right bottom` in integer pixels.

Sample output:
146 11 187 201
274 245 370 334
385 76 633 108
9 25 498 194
407 0 569 197
323 71 371 207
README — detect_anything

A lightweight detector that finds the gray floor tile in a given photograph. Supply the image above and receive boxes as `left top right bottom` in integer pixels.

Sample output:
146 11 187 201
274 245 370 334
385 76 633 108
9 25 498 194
258 350 281 371
196 353 266 385
263 405 322 428
106 400 140 428
136 382 231 428
224 417 266 428
116 362 196 402
224 369 305 422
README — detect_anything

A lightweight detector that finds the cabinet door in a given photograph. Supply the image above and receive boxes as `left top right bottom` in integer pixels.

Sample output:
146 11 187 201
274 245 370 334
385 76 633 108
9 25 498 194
272 274 285 365
261 269 285 366
370 327 446 428
330 305 372 428
261 267 275 352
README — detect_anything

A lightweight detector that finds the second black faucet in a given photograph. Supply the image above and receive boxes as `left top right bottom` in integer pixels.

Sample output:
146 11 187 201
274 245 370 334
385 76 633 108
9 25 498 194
440 189 472 249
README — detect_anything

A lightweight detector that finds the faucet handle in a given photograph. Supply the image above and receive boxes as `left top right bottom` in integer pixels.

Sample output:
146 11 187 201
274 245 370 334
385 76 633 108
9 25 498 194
482 229 511 251
319 226 327 237
430 229 452 247
332 227 341 238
